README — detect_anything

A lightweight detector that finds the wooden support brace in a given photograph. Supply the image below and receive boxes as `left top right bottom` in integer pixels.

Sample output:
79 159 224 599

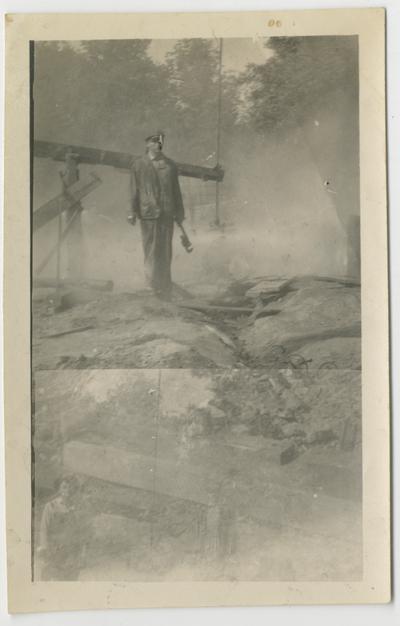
33 173 102 231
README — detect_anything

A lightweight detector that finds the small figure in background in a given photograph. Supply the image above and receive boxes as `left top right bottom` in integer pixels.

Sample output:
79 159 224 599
37 475 88 580
62 149 80 187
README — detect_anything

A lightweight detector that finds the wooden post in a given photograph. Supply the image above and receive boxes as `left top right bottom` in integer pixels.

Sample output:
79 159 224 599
61 150 84 281
55 194 63 300
215 38 224 227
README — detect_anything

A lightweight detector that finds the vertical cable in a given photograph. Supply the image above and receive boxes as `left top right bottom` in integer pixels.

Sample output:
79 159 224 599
215 38 223 227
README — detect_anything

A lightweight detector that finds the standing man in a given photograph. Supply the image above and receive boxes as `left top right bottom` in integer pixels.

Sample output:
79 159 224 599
128 131 185 300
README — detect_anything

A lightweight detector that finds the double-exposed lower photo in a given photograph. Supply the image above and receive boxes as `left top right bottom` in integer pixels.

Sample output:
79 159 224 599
33 368 362 582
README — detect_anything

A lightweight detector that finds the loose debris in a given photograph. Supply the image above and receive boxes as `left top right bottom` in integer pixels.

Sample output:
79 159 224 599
33 274 361 371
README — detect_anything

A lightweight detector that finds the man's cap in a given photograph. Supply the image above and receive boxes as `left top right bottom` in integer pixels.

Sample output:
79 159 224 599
65 147 80 160
145 130 165 145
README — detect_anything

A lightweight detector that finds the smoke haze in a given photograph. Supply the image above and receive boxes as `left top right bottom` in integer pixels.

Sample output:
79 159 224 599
33 36 358 289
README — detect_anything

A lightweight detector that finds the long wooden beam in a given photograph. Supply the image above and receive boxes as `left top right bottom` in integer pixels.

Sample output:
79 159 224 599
34 139 225 182
63 441 211 506
33 277 113 292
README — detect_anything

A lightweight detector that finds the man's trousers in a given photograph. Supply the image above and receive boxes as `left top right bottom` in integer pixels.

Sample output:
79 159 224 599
140 215 174 296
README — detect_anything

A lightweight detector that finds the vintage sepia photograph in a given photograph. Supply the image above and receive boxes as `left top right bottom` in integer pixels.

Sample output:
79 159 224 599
30 33 364 584
4 9 389 612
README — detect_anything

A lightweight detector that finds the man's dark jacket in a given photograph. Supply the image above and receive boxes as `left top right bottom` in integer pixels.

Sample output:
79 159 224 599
130 153 185 223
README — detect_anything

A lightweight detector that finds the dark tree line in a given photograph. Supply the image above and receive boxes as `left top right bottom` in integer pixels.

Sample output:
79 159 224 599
34 36 359 214
33 38 235 163
238 36 358 132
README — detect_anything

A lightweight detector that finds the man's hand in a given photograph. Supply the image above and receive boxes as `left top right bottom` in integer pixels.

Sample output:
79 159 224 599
127 214 137 226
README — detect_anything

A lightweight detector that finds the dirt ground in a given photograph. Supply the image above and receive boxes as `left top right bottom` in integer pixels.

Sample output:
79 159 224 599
32 274 361 371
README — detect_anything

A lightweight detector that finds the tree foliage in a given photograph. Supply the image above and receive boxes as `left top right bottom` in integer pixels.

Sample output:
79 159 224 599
34 40 171 150
34 35 359 215
237 36 358 134
34 38 240 163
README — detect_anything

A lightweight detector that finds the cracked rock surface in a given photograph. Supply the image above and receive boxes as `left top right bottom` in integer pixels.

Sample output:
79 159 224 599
33 275 360 370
